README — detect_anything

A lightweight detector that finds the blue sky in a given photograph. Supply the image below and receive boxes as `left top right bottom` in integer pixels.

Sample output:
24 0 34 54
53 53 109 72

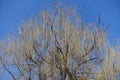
0 0 120 43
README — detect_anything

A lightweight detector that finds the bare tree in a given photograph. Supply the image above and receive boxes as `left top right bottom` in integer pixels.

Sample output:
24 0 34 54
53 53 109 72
0 3 107 80
94 43 120 80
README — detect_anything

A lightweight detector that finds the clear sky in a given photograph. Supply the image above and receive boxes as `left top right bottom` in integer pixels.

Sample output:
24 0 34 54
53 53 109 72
0 0 120 41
